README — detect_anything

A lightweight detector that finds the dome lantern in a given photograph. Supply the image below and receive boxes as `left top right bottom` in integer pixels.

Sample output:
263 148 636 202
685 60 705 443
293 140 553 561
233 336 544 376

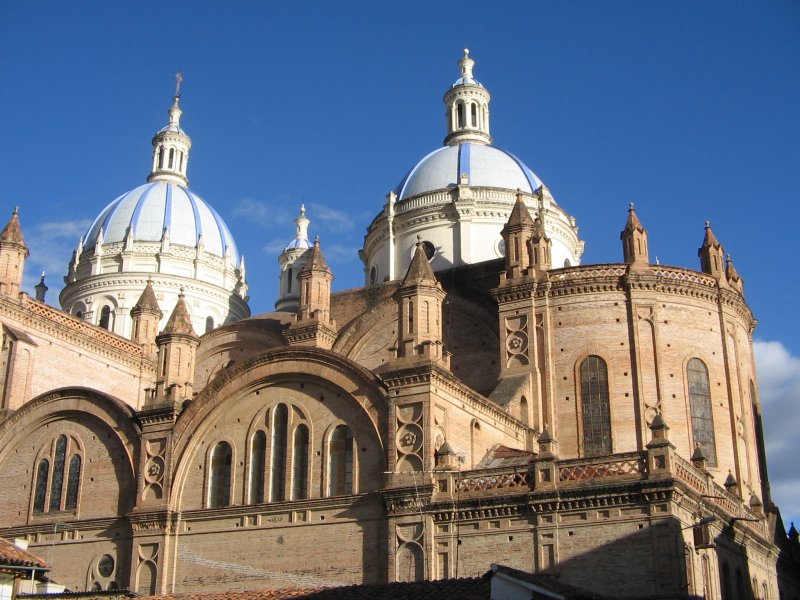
443 49 492 146
147 73 192 187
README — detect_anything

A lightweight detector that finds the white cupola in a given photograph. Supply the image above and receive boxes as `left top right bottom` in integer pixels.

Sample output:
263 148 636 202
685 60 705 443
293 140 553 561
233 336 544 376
276 205 313 313
147 73 192 186
443 49 492 146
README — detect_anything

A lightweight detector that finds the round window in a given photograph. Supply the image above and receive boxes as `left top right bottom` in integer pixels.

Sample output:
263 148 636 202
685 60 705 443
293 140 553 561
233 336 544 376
97 554 115 577
421 241 435 261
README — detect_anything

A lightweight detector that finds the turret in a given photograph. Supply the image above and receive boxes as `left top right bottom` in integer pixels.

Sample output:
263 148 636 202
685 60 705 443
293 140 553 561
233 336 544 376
443 49 492 146
276 205 312 312
154 290 199 401
698 221 727 285
395 238 448 364
725 254 744 295
131 279 163 358
501 191 536 279
0 208 29 297
284 237 337 349
147 74 192 187
34 272 48 302
528 209 552 280
620 202 650 271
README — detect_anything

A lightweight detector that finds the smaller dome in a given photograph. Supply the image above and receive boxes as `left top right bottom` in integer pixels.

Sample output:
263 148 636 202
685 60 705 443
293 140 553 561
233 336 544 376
84 181 239 262
158 123 186 135
394 143 544 201
452 76 482 88
285 238 311 251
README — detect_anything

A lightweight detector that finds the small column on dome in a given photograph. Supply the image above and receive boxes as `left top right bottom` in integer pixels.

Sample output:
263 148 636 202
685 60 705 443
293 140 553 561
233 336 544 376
0 207 29 298
501 191 535 280
276 205 311 313
154 289 199 402
284 236 337 349
394 237 449 366
698 221 728 286
620 202 651 272
131 278 163 359
443 49 492 146
147 73 192 187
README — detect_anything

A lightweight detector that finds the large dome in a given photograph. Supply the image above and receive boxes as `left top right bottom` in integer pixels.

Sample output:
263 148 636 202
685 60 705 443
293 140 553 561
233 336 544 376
84 181 239 262
394 143 544 201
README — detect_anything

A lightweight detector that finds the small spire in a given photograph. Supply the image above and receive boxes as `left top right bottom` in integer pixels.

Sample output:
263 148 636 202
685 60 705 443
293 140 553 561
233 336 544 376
162 289 196 336
507 190 534 226
34 271 48 302
133 278 161 312
0 207 27 246
459 48 475 80
623 202 644 232
402 239 438 286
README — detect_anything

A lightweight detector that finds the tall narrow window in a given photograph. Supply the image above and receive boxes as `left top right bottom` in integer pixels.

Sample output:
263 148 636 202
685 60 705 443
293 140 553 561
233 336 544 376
248 431 266 504
470 103 477 127
292 425 309 500
65 454 81 510
688 358 717 466
179 152 184 171
408 301 414 334
580 356 612 456
457 103 465 128
286 268 293 293
168 148 175 169
158 148 165 169
519 396 529 427
99 306 111 330
271 405 288 502
205 316 214 334
33 459 49 513
208 442 232 508
328 425 353 496
49 435 67 511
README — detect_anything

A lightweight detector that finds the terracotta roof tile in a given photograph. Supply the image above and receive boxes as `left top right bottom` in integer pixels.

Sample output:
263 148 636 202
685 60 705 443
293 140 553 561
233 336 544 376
0 538 48 569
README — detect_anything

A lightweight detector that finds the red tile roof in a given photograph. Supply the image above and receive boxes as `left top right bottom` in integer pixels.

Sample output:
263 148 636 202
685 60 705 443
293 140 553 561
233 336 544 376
141 575 490 600
0 538 48 569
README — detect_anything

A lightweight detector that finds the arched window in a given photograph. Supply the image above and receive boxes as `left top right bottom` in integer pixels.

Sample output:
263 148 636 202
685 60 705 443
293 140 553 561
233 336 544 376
328 425 353 496
292 425 309 500
248 431 266 504
702 555 713 599
286 268 293 293
470 103 477 127
158 148 165 169
271 405 288 502
168 148 175 169
564 258 571 268
208 442 232 508
205 316 214 334
49 435 67 511
369 266 377 285
580 356 612 457
98 306 112 330
33 459 49 513
688 358 717 466
179 151 184 171
65 454 81 510
457 103 465 128
520 396 529 427
408 301 414 334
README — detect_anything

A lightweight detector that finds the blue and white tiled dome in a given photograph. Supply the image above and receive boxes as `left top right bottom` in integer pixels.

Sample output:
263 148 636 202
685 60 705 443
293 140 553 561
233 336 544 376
394 143 545 201
84 181 239 262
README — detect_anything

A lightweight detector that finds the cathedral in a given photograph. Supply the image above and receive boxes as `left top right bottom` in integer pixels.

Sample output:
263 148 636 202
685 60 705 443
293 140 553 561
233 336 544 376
0 51 797 600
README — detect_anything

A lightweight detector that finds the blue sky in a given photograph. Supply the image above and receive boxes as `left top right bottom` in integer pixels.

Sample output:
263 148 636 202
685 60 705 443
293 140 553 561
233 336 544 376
1 2 799 528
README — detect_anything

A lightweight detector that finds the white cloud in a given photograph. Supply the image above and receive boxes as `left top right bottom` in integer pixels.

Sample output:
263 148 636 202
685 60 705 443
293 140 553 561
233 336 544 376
22 219 92 298
753 339 800 529
232 198 269 220
262 238 288 255
308 203 354 233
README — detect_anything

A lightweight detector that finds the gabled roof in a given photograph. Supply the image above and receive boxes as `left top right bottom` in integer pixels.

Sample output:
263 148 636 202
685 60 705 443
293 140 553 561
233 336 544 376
0 537 48 569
